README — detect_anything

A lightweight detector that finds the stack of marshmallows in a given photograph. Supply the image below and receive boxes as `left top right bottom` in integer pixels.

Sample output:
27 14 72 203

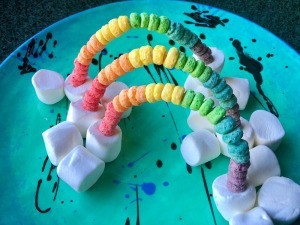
32 48 300 225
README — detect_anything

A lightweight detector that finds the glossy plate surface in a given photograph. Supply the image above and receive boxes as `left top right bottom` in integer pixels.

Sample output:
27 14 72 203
0 1 299 224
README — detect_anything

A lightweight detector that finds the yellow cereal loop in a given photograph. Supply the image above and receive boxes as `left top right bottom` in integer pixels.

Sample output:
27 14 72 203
101 24 115 41
161 83 175 102
171 86 185 105
95 29 109 45
118 16 131 32
139 45 153 65
108 18 123 37
153 83 164 101
153 45 167 65
128 49 143 68
145 83 156 103
163 47 180 69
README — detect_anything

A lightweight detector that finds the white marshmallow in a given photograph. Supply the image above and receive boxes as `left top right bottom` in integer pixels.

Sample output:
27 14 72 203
213 174 256 221
187 110 214 132
101 82 132 118
247 145 281 187
32 69 65 104
86 120 122 162
180 129 220 166
64 75 93 102
229 207 274 225
57 145 105 192
217 117 254 157
66 99 105 138
258 176 300 224
250 110 285 151
42 121 83 166
206 47 225 74
184 75 203 91
225 77 250 110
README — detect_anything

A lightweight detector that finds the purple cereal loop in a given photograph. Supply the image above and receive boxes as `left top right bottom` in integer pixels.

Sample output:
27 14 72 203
226 104 241 127
229 159 250 172
228 170 247 179
204 55 214 64
227 180 247 193
227 159 250 192
202 48 212 60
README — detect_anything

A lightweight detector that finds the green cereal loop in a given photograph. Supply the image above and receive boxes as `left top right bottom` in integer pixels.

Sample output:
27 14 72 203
148 14 160 31
203 71 220 89
211 78 227 93
219 95 238 110
206 106 226 124
140 13 150 28
214 85 233 102
199 98 214 116
130 13 141 28
181 90 195 108
175 52 188 70
222 127 243 144
187 33 199 48
190 93 205 111
190 60 205 78
157 16 170 33
177 29 193 46
198 66 213 83
166 21 176 35
168 23 185 41
215 116 237 134
182 56 197 73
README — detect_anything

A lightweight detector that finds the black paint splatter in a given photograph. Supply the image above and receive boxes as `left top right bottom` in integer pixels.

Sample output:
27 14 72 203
205 161 212 169
231 39 278 116
169 40 175 46
184 5 229 28
17 32 57 75
201 167 217 225
171 142 177 150
229 57 235 60
35 113 61 213
156 160 163 168
199 33 206 40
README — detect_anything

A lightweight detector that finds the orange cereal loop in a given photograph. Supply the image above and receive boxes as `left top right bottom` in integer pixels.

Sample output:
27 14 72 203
101 24 115 41
80 45 95 59
113 96 127 112
97 70 111 86
86 43 98 55
77 54 92 65
111 58 126 76
108 18 123 37
136 85 147 104
104 65 119 83
119 54 134 72
88 35 105 52
128 86 140 106
95 29 109 45
119 89 132 109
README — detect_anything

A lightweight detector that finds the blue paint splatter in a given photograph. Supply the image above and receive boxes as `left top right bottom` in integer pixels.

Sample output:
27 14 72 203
50 109 54 113
126 35 139 38
141 182 156 195
163 181 169 186
125 194 130 198
127 151 151 167
182 134 187 140
101 48 107 55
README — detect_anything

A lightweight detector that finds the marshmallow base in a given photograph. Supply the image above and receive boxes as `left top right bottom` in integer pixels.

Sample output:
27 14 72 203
250 110 285 151
206 47 225 74
229 207 274 225
32 69 65 104
212 174 256 221
66 99 105 138
258 176 300 224
187 110 214 132
181 129 220 166
64 75 93 102
225 77 250 110
86 120 122 162
42 121 83 166
247 145 281 187
57 145 105 192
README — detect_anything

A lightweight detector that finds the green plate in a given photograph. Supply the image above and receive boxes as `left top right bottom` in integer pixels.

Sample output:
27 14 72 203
0 1 299 224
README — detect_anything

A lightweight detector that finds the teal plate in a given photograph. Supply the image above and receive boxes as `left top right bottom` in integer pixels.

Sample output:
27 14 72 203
0 1 299 225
